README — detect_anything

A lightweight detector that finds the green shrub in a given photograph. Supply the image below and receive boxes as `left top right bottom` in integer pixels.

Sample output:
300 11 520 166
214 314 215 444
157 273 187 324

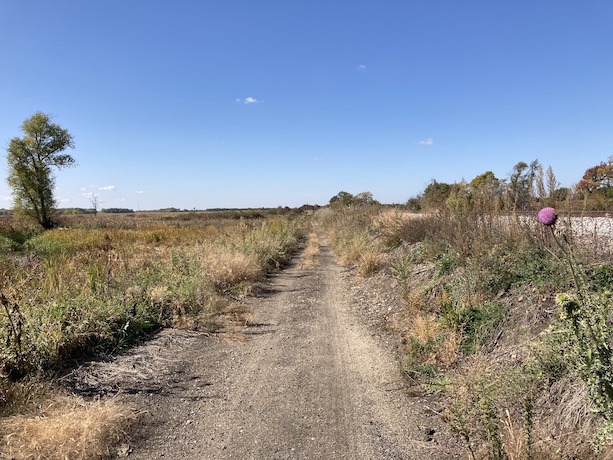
0 235 18 253
457 301 507 354
539 207 613 448
588 263 613 293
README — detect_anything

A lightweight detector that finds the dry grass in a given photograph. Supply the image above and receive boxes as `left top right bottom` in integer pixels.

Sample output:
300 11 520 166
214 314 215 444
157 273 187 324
201 247 262 293
373 210 427 246
403 288 425 315
405 312 460 370
357 250 385 277
411 312 442 344
321 199 613 456
533 377 610 459
1 393 138 460
1 212 305 459
299 232 320 269
439 331 461 368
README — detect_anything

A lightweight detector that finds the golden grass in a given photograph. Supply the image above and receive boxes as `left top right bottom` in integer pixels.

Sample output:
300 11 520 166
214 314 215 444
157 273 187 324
202 247 262 292
1 393 137 460
299 232 320 269
0 212 305 459
405 312 460 370
404 288 425 315
411 312 442 344
357 250 385 277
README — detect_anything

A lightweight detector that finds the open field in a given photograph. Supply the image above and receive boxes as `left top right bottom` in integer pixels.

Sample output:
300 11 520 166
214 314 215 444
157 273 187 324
0 210 305 459
2 205 613 459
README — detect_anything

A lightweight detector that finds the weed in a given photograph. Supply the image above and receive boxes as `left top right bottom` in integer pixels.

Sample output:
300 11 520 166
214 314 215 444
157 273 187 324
539 207 613 447
0 214 305 384
402 312 459 381
446 359 546 460
457 301 507 354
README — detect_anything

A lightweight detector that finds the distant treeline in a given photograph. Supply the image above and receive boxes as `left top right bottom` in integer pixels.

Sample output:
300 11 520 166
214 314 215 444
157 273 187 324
0 208 137 216
57 208 136 215
0 205 321 217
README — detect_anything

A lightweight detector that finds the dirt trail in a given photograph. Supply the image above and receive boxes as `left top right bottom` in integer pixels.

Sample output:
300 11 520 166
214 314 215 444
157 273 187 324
73 235 463 459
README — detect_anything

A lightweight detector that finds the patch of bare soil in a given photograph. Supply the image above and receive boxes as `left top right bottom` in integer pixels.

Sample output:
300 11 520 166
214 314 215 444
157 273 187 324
62 235 464 459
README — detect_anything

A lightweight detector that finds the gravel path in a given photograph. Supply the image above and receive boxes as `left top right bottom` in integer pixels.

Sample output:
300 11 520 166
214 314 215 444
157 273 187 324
68 234 464 459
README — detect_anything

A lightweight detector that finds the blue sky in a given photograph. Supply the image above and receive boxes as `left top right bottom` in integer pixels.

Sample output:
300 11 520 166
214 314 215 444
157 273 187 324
1 1 612 210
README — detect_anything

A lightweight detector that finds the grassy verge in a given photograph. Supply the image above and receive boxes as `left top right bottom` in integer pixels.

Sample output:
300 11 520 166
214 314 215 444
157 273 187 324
321 204 613 459
0 211 305 459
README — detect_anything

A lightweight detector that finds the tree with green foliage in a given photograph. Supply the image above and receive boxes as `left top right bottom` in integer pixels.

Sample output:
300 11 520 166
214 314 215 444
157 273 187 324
329 191 378 207
507 160 540 211
469 171 500 191
468 171 502 213
329 191 356 207
6 112 75 229
421 180 452 210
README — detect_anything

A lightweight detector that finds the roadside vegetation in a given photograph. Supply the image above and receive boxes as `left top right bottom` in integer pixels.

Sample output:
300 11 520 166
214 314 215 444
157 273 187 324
2 108 613 459
322 161 613 459
0 210 305 459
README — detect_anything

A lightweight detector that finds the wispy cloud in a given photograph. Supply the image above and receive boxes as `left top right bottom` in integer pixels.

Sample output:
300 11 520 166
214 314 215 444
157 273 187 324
357 64 367 70
237 97 259 104
135 190 151 195
418 138 434 146
1 196 11 202
98 185 116 191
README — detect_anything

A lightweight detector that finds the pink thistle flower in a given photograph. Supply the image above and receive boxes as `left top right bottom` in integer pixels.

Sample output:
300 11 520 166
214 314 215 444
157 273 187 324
538 207 558 226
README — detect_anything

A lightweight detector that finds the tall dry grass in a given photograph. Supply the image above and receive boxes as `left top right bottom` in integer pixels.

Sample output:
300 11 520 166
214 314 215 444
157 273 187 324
1 214 304 379
0 211 305 459
322 198 613 458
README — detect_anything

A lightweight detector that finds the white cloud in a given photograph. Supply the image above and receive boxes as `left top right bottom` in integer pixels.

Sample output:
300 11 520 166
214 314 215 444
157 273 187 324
419 138 434 146
135 190 151 195
357 64 367 70
238 97 258 104
98 185 116 191
1 196 11 202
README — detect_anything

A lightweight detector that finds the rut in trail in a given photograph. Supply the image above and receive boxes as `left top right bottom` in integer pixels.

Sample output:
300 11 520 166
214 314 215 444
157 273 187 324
117 235 464 459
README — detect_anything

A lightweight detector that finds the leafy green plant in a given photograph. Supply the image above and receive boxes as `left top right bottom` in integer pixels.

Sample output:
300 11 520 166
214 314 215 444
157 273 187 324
539 207 613 448
457 301 507 354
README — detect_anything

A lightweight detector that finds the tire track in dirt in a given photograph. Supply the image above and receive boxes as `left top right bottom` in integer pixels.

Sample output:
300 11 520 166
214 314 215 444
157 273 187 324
111 234 464 459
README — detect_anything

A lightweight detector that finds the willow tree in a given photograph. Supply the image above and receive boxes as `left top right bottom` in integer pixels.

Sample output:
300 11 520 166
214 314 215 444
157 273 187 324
6 112 75 229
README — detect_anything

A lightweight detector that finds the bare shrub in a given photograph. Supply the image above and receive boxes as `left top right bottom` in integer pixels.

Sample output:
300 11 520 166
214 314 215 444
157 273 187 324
534 377 604 459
